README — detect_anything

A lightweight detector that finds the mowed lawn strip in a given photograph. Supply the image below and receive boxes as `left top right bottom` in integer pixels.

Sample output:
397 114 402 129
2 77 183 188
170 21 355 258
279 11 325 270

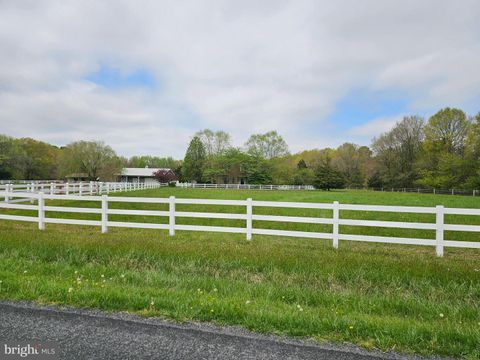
0 189 479 358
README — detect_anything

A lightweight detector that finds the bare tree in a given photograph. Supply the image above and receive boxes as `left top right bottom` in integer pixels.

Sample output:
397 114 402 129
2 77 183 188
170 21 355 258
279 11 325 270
371 116 424 187
195 129 232 157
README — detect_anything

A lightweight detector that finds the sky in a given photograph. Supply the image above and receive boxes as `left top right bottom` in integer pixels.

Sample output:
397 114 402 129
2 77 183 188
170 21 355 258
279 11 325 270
0 0 479 158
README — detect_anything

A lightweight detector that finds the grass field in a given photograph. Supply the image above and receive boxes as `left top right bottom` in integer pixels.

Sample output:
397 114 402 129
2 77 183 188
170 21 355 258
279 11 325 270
0 189 479 358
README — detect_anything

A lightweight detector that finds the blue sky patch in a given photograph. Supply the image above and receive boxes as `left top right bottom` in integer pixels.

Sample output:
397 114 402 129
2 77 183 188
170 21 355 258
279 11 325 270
86 65 157 90
328 87 410 129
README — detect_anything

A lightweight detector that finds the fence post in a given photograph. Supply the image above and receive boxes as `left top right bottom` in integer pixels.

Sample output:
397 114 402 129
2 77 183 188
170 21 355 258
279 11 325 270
5 184 10 203
38 191 45 230
101 195 108 233
79 183 83 196
50 182 54 195
333 201 339 249
246 198 253 241
30 182 35 204
436 205 444 257
169 196 175 236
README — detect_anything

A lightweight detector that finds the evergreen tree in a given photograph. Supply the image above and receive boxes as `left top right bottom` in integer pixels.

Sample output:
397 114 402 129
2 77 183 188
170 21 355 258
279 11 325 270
297 159 307 169
314 158 345 190
182 136 206 182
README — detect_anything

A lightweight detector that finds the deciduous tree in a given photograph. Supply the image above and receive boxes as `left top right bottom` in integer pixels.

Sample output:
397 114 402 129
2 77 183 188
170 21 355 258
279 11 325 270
59 141 122 181
372 116 424 187
245 131 289 159
195 129 232 157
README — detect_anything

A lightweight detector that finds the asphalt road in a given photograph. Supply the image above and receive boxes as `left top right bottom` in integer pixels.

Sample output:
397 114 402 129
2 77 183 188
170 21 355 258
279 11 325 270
0 301 416 360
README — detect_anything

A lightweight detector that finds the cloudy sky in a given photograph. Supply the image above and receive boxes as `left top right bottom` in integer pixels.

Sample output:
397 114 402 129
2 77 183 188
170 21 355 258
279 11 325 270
0 0 479 158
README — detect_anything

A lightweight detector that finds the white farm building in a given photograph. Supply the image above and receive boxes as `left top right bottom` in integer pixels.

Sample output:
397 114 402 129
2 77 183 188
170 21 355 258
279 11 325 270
117 167 173 184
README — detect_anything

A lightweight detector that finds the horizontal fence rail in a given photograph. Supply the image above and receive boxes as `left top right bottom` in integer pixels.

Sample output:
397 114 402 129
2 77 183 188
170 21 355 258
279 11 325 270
0 191 480 257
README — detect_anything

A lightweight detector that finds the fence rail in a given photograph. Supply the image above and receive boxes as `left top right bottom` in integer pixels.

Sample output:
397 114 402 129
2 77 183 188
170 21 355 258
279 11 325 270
0 191 479 257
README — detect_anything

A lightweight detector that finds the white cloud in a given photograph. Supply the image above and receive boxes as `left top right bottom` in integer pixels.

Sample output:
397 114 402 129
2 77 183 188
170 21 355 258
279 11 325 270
0 0 479 157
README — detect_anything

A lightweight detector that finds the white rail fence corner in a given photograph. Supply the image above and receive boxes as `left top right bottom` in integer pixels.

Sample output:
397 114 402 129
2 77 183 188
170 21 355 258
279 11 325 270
0 181 167 204
1 191 480 258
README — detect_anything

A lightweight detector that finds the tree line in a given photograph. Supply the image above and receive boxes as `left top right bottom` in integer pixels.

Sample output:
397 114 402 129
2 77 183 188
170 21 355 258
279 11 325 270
370 108 480 189
1 107 479 189
0 137 179 181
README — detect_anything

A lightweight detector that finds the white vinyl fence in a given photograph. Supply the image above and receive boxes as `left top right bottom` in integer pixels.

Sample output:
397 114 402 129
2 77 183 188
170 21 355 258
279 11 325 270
0 181 166 203
348 186 479 197
177 183 315 190
0 191 479 257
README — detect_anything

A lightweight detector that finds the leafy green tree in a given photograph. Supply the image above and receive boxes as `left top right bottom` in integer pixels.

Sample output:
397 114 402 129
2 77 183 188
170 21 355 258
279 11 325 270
0 134 26 179
314 157 345 190
423 108 469 155
245 131 289 159
293 167 315 185
465 112 480 160
247 155 273 184
367 170 384 188
289 158 314 185
333 143 372 187
462 112 480 188
59 140 122 181
0 135 16 179
196 129 232 182
17 138 59 179
417 108 471 188
203 148 250 183
182 136 206 182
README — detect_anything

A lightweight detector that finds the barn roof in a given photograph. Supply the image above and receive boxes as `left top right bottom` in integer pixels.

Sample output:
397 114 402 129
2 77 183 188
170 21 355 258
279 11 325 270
121 168 172 177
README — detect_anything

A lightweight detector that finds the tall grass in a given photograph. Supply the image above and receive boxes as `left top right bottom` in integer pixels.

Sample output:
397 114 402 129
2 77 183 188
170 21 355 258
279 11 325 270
0 189 479 358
